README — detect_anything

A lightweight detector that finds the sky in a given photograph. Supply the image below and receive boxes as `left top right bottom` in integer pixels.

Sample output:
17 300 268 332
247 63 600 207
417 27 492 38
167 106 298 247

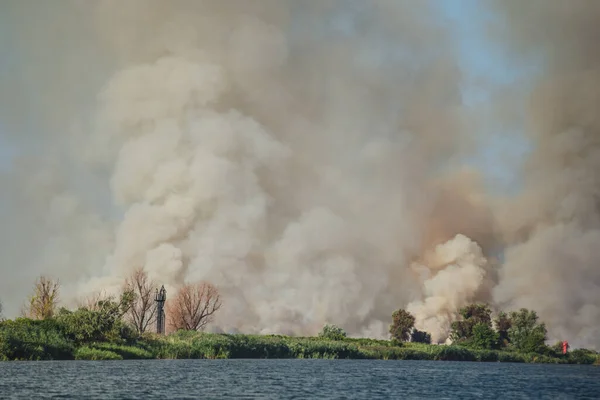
437 0 534 194
0 1 532 192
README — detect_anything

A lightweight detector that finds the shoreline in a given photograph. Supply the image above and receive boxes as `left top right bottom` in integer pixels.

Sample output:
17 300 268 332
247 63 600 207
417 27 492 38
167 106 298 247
2 329 598 364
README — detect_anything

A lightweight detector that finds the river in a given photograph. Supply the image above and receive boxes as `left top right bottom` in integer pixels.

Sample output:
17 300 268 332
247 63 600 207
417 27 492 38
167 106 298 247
1 359 598 399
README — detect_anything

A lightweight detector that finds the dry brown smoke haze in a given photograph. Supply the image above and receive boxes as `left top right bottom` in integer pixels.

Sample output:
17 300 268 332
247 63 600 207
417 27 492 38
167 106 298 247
0 0 599 349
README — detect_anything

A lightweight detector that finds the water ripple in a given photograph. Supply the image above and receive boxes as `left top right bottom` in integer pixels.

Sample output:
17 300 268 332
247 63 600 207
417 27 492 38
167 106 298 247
0 359 598 399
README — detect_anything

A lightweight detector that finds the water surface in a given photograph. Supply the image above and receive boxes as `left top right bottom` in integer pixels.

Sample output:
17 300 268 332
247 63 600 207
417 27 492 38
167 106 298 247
1 359 598 399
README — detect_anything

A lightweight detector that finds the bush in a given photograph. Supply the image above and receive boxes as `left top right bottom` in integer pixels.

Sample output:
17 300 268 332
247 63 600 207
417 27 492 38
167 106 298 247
318 324 347 341
433 346 476 361
90 343 154 359
345 337 397 347
476 350 499 362
56 302 136 344
568 349 597 365
497 352 526 363
289 338 362 359
0 318 74 360
75 346 122 360
410 329 431 344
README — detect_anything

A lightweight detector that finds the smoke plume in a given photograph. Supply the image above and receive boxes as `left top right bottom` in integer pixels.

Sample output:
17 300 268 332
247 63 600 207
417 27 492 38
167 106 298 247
1 0 599 348
489 0 600 349
407 234 494 343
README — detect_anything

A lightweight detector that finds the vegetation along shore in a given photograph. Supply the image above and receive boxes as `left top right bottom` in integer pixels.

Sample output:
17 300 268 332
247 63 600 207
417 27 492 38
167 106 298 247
0 272 598 364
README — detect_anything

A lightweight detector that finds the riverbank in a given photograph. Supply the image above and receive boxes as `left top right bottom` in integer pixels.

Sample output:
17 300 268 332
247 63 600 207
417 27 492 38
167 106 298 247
1 321 598 364
76 332 600 364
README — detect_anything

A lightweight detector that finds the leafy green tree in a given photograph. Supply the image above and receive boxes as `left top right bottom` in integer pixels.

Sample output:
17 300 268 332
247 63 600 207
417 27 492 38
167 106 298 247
389 309 415 342
471 323 499 350
508 308 547 353
410 329 431 344
494 311 512 346
450 303 492 342
57 292 135 343
318 324 347 340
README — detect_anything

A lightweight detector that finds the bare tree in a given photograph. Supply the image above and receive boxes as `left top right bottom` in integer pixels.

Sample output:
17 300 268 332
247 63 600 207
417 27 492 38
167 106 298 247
124 267 158 334
167 281 222 331
26 276 60 319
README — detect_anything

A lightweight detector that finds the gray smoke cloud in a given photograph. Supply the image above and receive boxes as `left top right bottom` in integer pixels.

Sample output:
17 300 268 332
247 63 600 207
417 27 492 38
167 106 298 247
489 0 600 349
1 0 598 348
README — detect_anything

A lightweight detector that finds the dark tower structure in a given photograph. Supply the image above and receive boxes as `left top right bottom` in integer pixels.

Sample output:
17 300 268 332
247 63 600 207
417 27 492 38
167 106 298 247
155 285 166 334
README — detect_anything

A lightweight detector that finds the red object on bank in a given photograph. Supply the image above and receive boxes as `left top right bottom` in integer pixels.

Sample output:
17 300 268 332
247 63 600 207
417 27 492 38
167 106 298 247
562 341 569 354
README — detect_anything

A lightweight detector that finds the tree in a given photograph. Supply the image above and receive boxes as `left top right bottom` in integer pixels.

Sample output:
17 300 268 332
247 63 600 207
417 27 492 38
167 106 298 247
319 324 347 340
450 303 492 342
411 328 431 344
471 323 499 349
508 308 547 353
26 276 60 319
389 309 415 342
551 340 564 355
494 311 512 346
124 267 158 334
167 281 222 331
57 292 135 343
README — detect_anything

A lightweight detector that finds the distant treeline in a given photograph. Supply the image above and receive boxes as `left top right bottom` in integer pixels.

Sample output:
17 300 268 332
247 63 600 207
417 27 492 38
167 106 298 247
0 274 599 364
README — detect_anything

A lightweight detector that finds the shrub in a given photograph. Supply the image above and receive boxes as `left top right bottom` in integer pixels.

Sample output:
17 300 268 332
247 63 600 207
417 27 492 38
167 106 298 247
433 346 476 361
476 350 499 362
56 301 136 344
568 349 597 365
410 329 431 344
345 337 396 347
289 339 362 359
497 352 526 363
75 346 122 360
0 318 74 360
318 324 347 341
91 343 154 359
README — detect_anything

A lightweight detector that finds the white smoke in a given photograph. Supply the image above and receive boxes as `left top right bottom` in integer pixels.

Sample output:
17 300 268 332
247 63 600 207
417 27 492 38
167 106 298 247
407 234 492 343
